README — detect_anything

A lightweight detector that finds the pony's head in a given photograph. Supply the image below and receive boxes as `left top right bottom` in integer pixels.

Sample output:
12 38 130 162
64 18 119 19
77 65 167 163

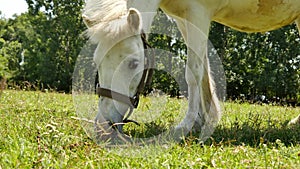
83 6 150 136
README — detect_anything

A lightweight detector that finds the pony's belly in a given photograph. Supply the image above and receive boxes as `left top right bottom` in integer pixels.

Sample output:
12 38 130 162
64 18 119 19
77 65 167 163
213 0 300 32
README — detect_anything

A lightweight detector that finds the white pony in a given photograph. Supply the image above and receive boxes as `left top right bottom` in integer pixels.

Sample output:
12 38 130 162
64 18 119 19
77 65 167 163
82 0 300 143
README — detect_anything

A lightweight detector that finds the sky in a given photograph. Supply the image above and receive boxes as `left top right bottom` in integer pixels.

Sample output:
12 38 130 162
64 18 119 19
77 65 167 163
0 0 28 18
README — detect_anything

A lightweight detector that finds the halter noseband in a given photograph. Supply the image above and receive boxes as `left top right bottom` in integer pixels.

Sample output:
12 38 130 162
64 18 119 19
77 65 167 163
96 31 154 121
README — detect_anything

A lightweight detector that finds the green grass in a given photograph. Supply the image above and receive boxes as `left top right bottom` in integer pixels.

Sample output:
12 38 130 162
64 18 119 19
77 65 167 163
0 90 300 168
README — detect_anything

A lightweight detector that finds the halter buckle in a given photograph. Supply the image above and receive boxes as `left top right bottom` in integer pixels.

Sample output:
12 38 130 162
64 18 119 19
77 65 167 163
131 95 140 108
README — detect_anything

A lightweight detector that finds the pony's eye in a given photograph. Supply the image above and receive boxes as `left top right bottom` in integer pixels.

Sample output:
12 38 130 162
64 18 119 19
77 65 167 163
128 59 139 69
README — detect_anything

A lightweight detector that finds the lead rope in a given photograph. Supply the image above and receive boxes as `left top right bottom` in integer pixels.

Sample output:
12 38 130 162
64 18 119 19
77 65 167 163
123 107 140 126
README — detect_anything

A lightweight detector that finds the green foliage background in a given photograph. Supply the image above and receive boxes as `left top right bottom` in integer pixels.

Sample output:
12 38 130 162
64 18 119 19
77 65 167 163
0 0 86 91
0 2 299 99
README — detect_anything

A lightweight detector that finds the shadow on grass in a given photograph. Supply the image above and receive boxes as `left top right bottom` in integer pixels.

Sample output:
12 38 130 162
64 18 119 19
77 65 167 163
210 120 300 147
124 121 168 139
124 114 300 147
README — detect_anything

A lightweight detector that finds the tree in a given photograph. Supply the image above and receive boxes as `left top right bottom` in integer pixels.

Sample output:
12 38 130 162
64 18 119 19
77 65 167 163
210 22 300 100
18 0 87 91
0 15 9 79
148 10 187 97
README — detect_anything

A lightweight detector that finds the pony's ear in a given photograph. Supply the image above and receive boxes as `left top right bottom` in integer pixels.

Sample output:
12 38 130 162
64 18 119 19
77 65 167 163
82 14 94 28
127 8 142 31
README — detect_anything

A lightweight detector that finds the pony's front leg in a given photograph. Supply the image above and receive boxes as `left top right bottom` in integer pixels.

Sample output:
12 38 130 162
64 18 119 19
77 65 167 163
288 17 300 126
173 17 221 141
186 49 221 140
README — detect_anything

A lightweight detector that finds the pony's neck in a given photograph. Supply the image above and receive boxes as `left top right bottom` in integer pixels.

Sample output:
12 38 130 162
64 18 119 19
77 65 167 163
128 0 161 33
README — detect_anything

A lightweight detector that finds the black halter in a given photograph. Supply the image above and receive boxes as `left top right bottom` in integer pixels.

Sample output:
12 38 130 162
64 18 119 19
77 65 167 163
96 31 154 123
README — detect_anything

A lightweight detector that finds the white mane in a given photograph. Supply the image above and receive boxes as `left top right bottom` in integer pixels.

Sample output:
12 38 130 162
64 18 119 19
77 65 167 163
83 0 139 44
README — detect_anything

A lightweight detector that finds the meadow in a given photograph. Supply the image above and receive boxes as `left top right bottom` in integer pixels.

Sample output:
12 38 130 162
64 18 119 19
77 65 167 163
0 90 300 168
